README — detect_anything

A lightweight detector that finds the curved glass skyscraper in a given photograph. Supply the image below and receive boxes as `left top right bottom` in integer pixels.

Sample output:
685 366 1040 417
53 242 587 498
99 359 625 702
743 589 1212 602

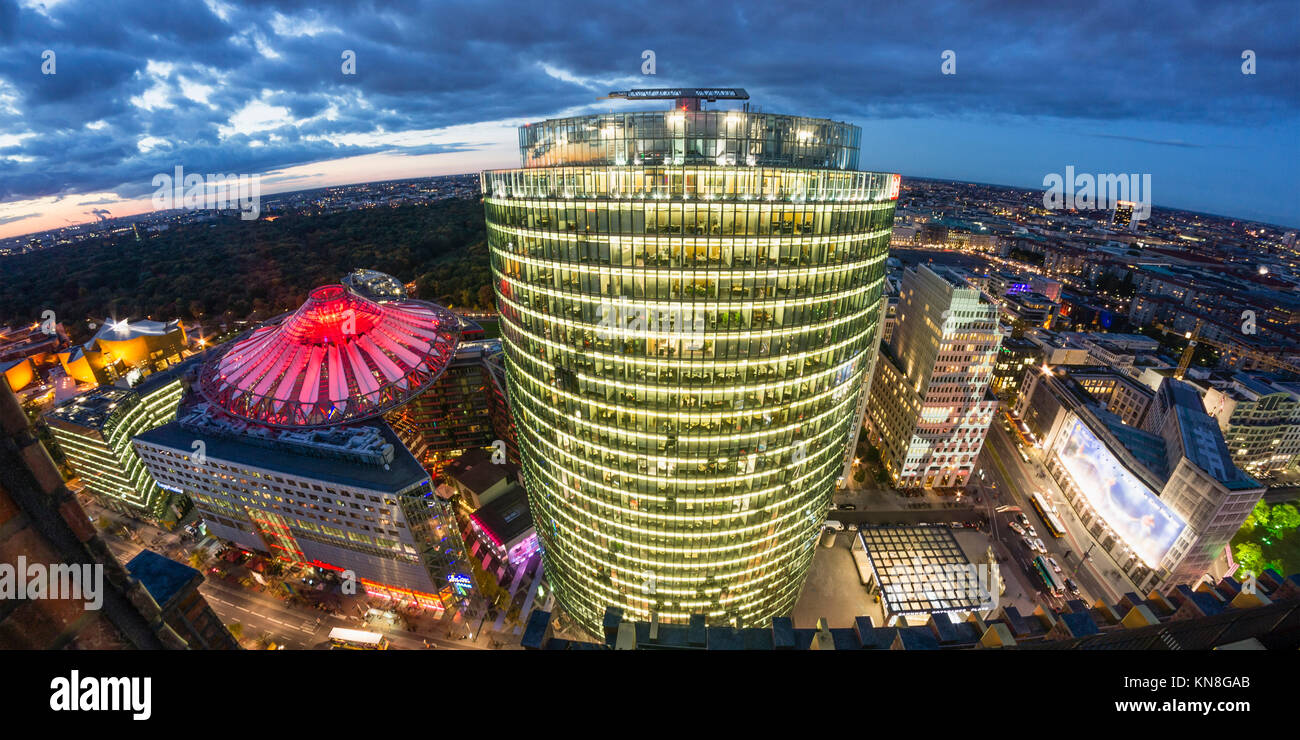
483 92 899 633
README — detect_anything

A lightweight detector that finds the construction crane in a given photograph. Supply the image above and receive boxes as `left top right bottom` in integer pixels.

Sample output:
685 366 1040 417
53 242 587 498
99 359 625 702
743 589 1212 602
1162 319 1300 378
1174 320 1201 379
606 88 749 111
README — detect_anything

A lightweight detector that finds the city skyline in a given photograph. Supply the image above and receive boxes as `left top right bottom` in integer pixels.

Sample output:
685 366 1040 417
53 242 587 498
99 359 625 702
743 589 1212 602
1 0 1298 240
2 0 1300 668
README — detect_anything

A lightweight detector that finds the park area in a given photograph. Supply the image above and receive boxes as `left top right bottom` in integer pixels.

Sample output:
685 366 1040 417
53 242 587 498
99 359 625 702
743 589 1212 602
1232 500 1300 578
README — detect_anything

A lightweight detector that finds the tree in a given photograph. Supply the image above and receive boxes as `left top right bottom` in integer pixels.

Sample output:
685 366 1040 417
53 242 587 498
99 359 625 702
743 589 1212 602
1234 542 1264 575
1265 503 1300 538
227 622 244 641
1249 499 1271 529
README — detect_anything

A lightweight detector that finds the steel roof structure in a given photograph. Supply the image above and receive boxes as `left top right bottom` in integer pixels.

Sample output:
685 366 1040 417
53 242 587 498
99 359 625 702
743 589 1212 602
196 284 460 428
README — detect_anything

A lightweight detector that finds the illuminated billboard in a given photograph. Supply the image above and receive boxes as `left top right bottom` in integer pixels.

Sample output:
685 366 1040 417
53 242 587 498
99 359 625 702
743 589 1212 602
1055 417 1185 567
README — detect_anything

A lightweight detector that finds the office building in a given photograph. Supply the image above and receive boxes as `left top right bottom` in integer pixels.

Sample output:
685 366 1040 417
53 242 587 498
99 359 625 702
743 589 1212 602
1201 373 1300 477
990 336 1043 401
1113 200 1136 231
865 265 1000 488
44 359 195 521
1018 370 1263 590
464 482 539 589
134 408 466 609
388 339 515 475
1000 291 1056 330
134 284 475 609
482 88 898 632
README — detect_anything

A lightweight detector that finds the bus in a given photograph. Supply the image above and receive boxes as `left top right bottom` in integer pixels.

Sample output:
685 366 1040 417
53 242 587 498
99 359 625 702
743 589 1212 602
328 628 389 650
1033 556 1064 597
1030 491 1067 538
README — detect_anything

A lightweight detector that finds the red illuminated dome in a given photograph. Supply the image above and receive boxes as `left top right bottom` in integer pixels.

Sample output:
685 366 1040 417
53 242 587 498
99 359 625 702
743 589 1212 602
196 284 461 428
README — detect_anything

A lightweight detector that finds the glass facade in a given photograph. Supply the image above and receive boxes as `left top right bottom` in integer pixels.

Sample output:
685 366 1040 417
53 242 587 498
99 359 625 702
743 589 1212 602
520 111 860 170
485 107 898 634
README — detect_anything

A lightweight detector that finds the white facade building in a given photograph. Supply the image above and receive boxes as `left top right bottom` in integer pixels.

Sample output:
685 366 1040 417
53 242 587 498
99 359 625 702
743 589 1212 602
865 265 1000 488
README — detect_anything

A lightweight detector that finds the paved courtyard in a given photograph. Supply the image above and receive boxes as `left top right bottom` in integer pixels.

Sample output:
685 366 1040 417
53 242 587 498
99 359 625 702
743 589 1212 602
791 531 883 628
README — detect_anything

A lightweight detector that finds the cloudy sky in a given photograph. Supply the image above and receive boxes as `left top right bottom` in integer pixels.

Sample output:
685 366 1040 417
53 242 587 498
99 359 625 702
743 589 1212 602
0 0 1296 238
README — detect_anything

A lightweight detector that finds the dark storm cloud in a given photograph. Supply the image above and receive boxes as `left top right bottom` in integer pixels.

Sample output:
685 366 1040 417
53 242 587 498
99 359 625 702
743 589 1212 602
1087 134 1203 148
0 212 39 225
0 0 1296 206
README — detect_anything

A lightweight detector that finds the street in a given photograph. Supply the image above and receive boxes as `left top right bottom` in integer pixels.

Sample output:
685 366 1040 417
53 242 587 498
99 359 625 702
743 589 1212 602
978 421 1141 606
90 501 490 650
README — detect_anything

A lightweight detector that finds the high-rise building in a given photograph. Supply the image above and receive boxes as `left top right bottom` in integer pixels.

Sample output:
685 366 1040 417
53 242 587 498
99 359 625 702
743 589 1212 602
1201 373 1300 477
44 359 196 521
388 339 514 475
483 89 899 632
990 336 1043 401
865 265 1000 488
133 284 475 610
1113 200 1136 231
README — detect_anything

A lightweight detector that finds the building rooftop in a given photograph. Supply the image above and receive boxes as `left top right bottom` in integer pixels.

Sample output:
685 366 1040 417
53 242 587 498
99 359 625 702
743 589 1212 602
135 409 429 494
195 284 461 429
1226 372 1300 402
856 526 992 618
90 317 182 343
522 569 1300 650
1160 378 1258 490
340 269 407 302
445 448 516 496
45 386 134 430
470 482 533 547
125 549 200 609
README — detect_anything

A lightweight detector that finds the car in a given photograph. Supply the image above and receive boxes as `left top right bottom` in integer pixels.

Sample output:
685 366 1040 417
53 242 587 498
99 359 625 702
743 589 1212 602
824 520 845 532
1020 536 1035 551
1025 525 1038 538
840 504 856 511
1034 538 1047 554
1047 557 1062 573
1064 578 1080 596
1008 521 1025 536
1014 513 1030 527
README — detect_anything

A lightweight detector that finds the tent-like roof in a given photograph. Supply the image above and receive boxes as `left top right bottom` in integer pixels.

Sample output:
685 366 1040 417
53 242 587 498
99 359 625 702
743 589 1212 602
196 284 460 428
